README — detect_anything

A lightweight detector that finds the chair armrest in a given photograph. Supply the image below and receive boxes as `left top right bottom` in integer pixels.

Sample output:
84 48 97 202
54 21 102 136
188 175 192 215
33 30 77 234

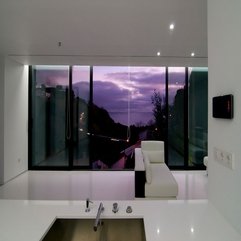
135 148 145 171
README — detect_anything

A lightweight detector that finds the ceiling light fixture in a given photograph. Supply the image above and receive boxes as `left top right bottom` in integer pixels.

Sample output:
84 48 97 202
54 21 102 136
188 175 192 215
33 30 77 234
157 51 161 56
169 23 175 30
191 52 195 57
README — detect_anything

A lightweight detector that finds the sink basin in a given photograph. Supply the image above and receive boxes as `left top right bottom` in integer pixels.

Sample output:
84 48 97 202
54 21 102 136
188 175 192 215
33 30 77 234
41 218 146 241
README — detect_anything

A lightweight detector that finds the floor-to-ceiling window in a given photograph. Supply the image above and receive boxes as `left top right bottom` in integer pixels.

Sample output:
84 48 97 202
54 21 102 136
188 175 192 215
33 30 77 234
30 66 69 167
188 67 208 167
29 65 91 169
29 65 207 170
72 66 91 167
167 67 186 167
91 66 131 169
91 66 166 169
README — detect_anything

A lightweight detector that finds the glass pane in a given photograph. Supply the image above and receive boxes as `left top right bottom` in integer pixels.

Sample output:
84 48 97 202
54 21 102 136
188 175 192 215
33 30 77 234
92 66 166 170
188 67 208 167
168 67 185 166
31 65 69 167
92 66 130 169
72 66 90 167
130 67 166 142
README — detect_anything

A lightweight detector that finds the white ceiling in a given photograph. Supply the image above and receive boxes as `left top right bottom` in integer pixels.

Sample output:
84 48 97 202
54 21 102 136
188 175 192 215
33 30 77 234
0 0 207 66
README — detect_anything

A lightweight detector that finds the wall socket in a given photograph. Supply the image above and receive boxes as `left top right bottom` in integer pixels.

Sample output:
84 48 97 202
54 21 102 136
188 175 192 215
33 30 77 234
213 147 234 170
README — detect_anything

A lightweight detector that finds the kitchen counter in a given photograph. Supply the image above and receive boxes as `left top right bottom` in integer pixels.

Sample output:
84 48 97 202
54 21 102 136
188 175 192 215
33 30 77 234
0 199 240 241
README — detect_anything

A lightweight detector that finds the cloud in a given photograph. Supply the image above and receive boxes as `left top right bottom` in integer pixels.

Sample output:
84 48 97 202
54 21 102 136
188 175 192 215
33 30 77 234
105 69 166 101
36 69 69 86
93 67 170 125
95 66 186 125
93 80 129 112
35 66 185 126
72 81 90 101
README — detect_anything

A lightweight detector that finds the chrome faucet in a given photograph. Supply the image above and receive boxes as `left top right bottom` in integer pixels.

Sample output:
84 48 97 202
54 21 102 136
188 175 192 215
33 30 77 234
93 202 104 231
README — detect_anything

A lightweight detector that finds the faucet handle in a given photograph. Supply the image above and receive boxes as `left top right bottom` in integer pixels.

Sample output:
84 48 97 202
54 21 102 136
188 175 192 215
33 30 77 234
112 202 119 213
85 198 93 212
126 206 132 213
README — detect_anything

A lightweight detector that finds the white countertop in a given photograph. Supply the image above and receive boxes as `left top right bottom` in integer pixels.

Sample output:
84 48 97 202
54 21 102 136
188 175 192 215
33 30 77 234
0 199 240 241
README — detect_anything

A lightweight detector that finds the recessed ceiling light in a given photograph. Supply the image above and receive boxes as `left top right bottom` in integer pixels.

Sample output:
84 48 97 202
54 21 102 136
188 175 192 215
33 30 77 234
191 52 195 57
169 23 175 30
157 51 161 56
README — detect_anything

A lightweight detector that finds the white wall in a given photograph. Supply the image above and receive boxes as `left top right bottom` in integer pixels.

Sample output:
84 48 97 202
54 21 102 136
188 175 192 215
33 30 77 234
208 0 241 235
3 58 28 183
0 56 4 184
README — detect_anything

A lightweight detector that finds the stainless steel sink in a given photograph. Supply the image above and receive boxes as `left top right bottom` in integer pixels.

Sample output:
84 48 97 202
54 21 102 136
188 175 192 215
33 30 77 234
41 218 146 241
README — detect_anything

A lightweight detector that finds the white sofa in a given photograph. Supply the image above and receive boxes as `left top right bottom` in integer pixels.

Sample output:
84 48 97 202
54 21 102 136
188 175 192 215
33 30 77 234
135 141 178 199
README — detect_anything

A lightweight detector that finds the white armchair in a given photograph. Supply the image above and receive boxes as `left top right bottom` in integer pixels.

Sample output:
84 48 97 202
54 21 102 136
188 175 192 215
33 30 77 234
135 140 178 199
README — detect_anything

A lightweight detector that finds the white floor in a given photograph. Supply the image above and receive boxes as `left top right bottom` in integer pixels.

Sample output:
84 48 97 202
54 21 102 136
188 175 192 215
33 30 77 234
0 170 208 200
172 171 208 200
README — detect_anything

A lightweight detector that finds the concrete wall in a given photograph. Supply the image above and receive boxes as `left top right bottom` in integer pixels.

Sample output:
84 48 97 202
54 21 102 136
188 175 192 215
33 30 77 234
3 58 28 183
208 0 241 235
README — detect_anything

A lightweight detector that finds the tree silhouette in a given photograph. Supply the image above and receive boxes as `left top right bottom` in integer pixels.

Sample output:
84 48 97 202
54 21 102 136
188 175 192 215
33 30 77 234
151 90 166 139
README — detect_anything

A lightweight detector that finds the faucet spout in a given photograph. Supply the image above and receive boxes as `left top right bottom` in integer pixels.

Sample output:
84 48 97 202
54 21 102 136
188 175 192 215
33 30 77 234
93 202 104 231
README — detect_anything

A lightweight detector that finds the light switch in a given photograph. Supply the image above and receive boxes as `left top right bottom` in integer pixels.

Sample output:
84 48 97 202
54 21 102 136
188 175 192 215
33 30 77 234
213 147 234 170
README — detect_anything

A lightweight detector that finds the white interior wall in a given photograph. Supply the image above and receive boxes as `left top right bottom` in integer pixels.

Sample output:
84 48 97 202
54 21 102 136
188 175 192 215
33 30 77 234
3 58 28 183
0 56 4 184
208 0 241 235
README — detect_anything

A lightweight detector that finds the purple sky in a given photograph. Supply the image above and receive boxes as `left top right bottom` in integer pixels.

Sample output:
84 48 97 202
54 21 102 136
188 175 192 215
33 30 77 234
93 67 165 125
93 66 185 125
35 65 185 126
